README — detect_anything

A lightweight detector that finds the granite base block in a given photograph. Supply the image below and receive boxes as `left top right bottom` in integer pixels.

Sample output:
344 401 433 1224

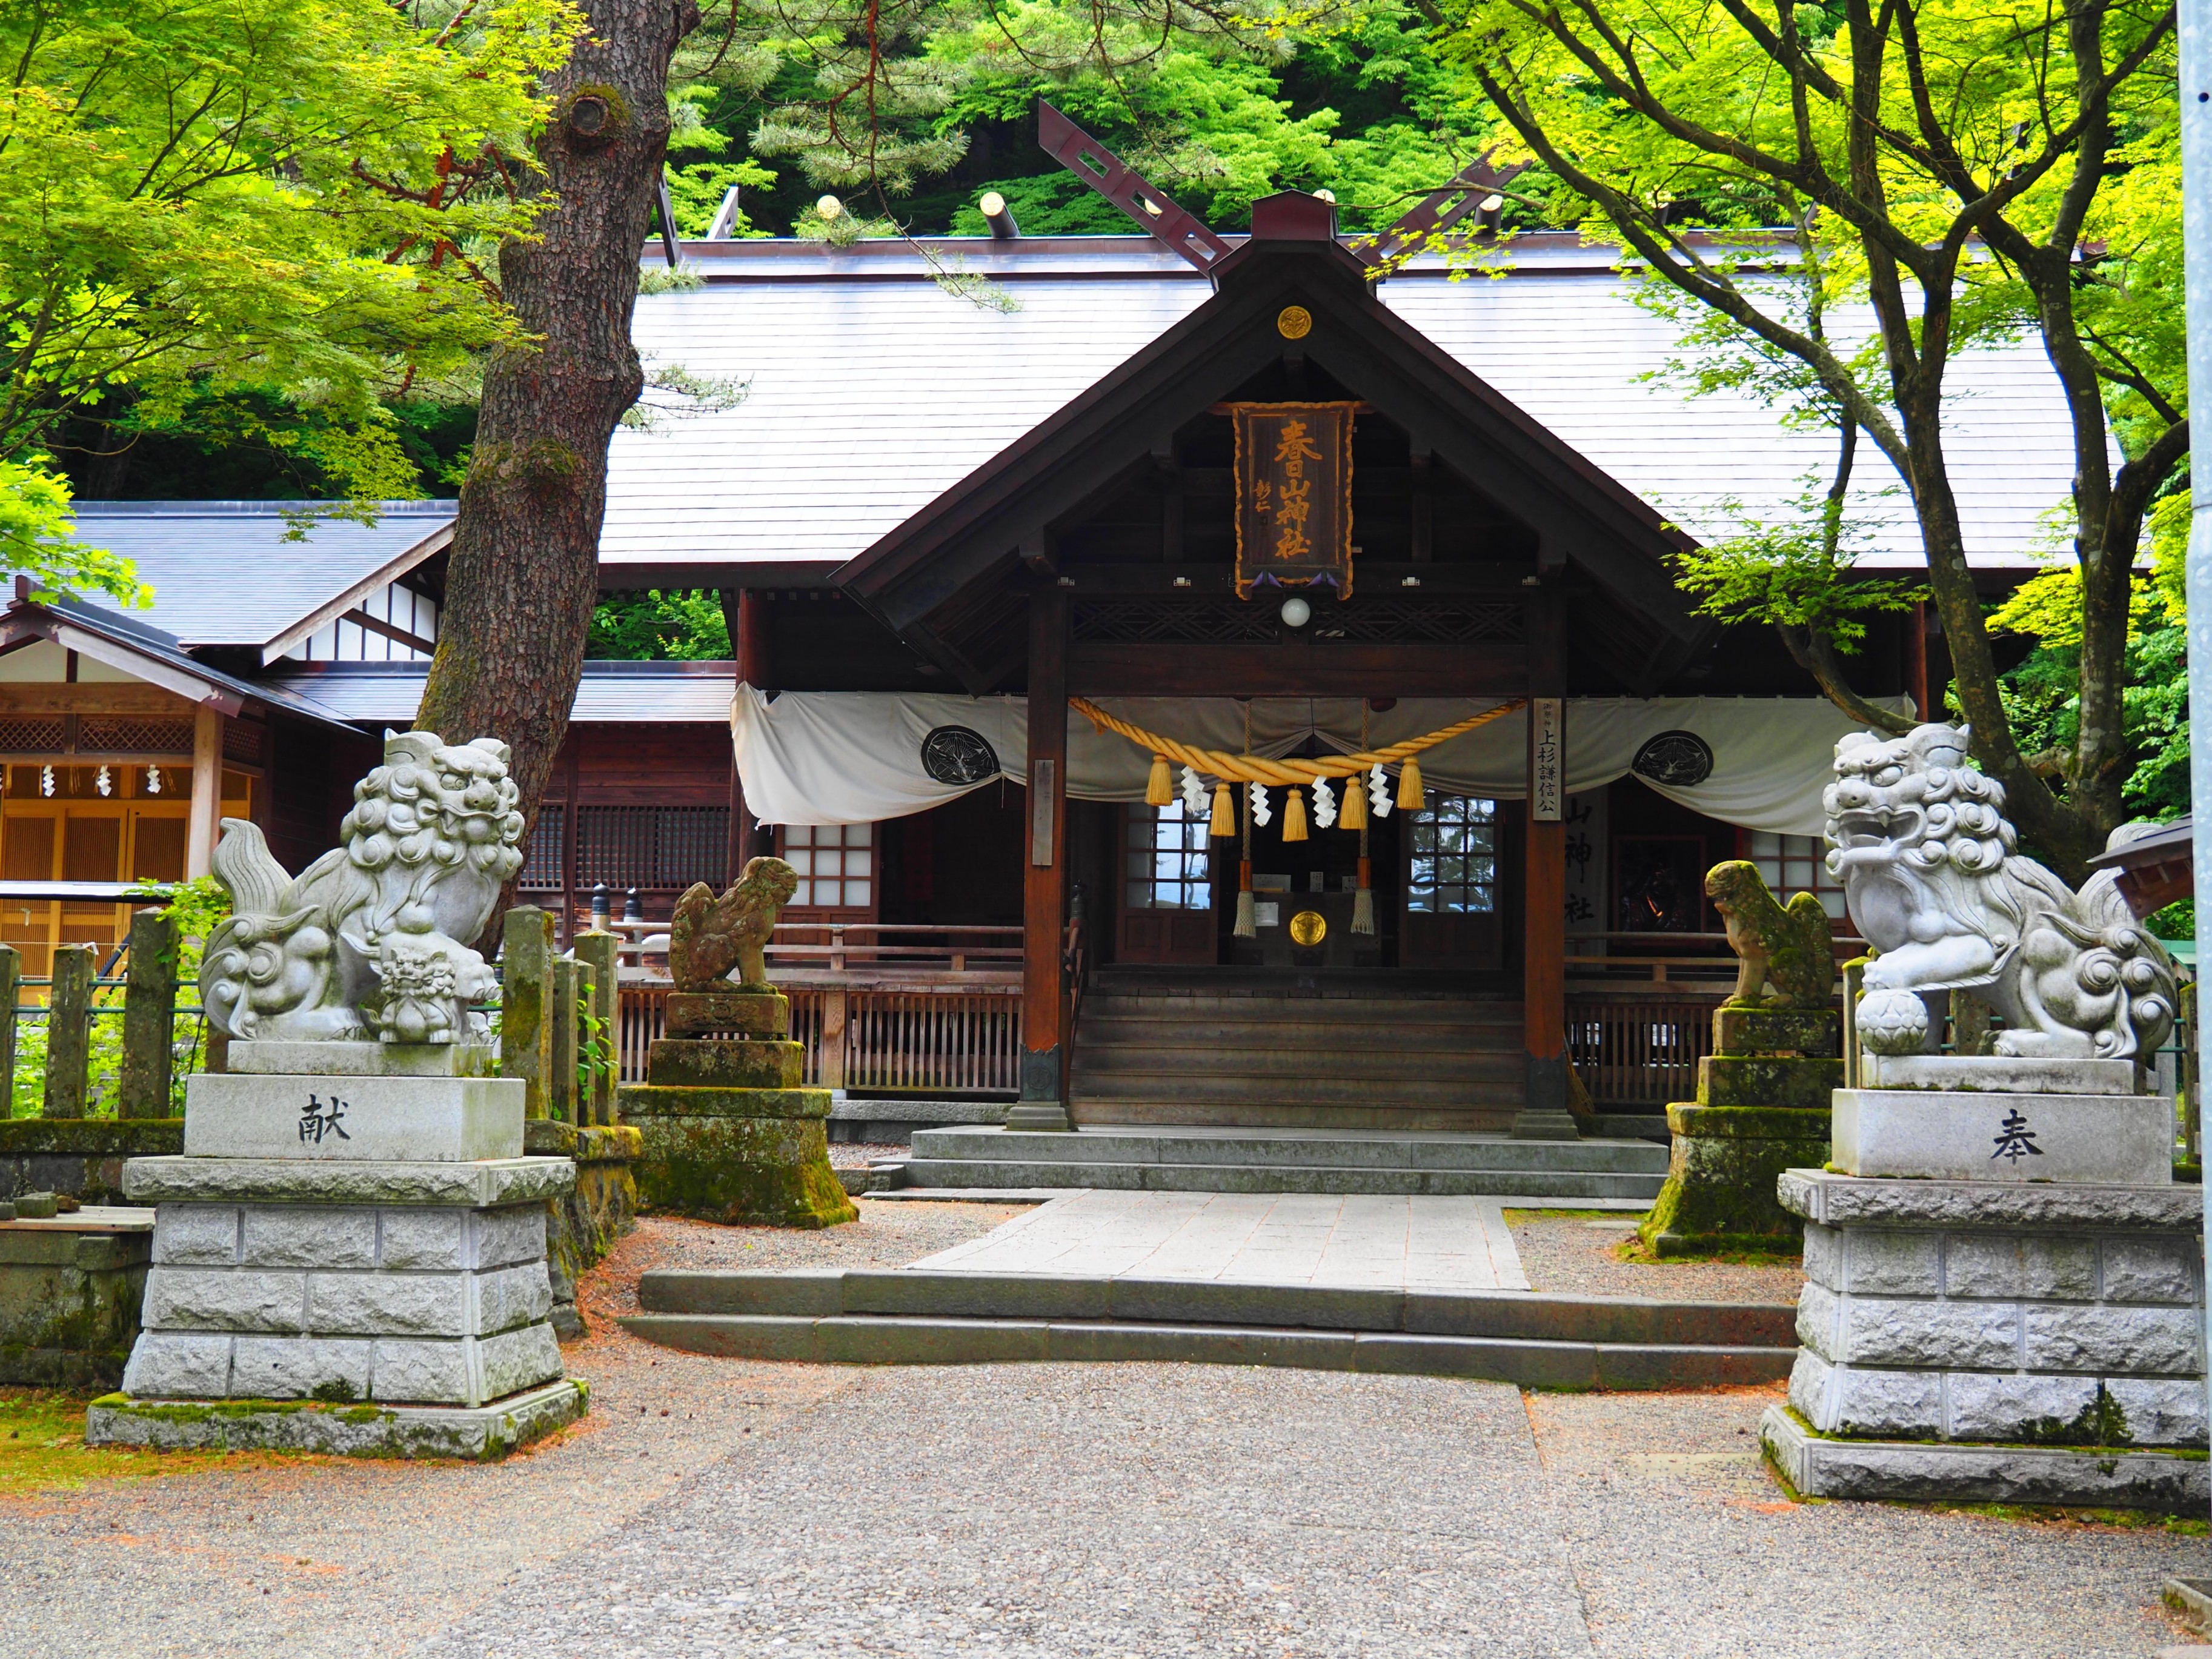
1638 1103 1828 1255
184 1072 526 1163
645 1039 804 1089
226 1042 497 1079
1830 1088 2174 1185
629 1108 856 1229
85 1377 586 1460
1761 1402 2208 1512
665 991 788 1037
1858 1054 2140 1095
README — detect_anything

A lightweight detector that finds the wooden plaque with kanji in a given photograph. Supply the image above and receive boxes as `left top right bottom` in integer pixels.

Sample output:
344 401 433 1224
1229 401 1357 599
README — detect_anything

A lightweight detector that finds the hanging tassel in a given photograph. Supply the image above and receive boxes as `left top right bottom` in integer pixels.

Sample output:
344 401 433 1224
1248 781 1272 829
1339 771 1366 830
1180 765 1206 818
1234 857 1256 938
1397 756 1426 811
1368 762 1392 819
1209 782 1235 838
1146 753 1173 807
1310 777 1337 830
1352 854 1377 936
1282 785 1307 842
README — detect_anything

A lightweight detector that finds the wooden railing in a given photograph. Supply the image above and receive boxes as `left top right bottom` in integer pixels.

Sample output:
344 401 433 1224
1566 992 1725 1108
620 979 1023 1095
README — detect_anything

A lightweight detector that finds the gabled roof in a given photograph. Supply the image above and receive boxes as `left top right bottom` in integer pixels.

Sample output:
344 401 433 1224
258 660 737 723
606 230 2079 580
55 500 453 650
833 199 1708 687
0 594 361 731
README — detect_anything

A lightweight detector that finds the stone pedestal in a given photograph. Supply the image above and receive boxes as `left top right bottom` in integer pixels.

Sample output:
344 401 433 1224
620 991 856 1229
1638 1008 1839 1257
86 1043 586 1460
1762 1163 2207 1511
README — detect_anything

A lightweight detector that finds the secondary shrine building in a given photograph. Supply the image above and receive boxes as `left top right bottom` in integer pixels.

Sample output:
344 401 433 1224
2 193 2068 1131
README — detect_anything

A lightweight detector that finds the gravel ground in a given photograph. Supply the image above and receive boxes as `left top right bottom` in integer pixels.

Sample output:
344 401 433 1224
823 1140 906 1169
2 1214 2200 1659
1507 1211 1805 1304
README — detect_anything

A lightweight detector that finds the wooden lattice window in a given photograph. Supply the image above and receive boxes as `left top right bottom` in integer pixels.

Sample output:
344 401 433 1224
782 823 873 908
576 805 728 889
518 803 565 891
1745 831 1849 924
1406 797 1498 914
1124 801 1211 911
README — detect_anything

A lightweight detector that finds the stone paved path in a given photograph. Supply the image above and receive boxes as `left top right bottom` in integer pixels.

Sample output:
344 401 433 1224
911 1189 1530 1290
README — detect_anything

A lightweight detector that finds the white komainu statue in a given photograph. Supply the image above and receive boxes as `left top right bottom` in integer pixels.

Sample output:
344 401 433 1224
200 733 526 1043
1824 723 2176 1060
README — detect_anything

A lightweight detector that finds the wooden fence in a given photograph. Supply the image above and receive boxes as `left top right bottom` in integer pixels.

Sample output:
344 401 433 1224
1566 994 1725 1108
620 979 1023 1095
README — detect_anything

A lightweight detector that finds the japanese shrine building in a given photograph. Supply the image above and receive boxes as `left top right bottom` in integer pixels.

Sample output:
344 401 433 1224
4 194 2072 1132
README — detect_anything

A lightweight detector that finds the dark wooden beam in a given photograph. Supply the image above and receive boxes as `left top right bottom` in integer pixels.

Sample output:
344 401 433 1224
340 605 436 656
1013 589 1073 1130
1066 642 1526 696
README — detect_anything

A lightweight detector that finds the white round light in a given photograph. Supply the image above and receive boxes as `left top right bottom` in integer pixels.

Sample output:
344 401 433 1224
815 194 844 220
1280 596 1312 628
979 191 1006 216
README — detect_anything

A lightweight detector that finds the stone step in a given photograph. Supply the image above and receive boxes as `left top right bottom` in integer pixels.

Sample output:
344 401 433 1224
910 1126 1668 1174
898 1159 1667 1198
1078 997 1522 1026
623 1270 1792 1388
1071 1048 1527 1080
1068 1079 1527 1111
1063 1102 1525 1133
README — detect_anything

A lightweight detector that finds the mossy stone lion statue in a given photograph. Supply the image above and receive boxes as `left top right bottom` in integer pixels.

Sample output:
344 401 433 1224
668 856 803 992
1705 860 1836 1009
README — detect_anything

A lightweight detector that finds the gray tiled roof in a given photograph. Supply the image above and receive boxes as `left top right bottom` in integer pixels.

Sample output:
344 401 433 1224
26 596 361 731
56 500 453 647
261 660 734 724
608 232 2077 574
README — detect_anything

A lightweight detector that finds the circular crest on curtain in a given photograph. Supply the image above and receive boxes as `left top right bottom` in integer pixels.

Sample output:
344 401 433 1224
1631 730 1715 788
920 725 1000 785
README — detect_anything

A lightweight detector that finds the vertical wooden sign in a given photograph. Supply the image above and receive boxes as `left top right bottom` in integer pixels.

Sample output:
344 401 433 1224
1531 698 1564 822
1229 401 1358 598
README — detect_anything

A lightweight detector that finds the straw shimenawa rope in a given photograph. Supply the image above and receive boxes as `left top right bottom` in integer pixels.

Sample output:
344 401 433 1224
1073 697 1526 790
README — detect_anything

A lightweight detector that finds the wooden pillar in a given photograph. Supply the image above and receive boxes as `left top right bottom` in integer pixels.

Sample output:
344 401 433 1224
1010 588 1072 1131
1515 587 1577 1140
1907 601 1931 721
731 588 771 868
185 704 224 879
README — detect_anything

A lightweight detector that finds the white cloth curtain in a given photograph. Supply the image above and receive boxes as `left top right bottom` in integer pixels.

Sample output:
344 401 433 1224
730 687 1910 836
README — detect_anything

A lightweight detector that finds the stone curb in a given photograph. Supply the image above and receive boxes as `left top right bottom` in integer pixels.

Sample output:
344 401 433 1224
1758 1401 2209 1511
121 1157 577 1208
84 1377 587 1460
634 1268 1798 1348
1778 1169 2201 1231
620 1312 1793 1388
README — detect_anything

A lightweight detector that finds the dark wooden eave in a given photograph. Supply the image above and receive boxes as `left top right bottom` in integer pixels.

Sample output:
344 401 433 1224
832 207 1715 694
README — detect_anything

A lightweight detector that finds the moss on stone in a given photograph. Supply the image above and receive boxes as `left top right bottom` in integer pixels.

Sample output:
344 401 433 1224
1639 1095 1828 1257
629 1112 855 1228
1699 1057 1844 1109
0 1119 183 1155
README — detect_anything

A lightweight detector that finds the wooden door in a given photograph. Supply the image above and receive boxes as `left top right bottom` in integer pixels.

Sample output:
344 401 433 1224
1400 795 1503 969
1116 803 1215 964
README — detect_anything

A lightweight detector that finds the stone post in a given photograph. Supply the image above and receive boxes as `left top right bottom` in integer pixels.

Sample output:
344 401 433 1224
502 907 555 1119
574 931 618 1126
44 945 94 1119
0 944 20 1112
121 908 179 1120
550 957 580 1125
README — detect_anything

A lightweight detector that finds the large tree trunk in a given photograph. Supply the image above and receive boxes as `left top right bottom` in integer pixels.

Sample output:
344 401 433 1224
417 0 699 877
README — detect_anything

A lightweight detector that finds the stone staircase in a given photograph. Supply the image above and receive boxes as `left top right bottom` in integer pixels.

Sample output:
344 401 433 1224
1069 982 1528 1131
903 1124 1667 1200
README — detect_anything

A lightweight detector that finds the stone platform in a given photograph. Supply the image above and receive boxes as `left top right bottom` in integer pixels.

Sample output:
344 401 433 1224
88 1376 586 1460
0 1205 153 1387
1773 1166 2204 1506
623 989 855 1228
